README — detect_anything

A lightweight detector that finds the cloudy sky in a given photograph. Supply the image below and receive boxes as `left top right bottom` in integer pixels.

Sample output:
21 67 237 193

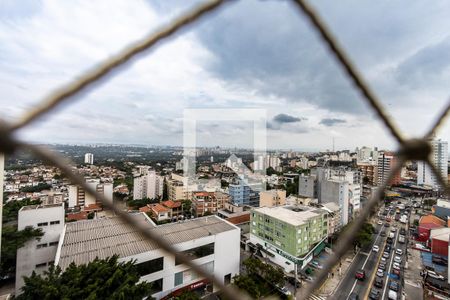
1 0 449 151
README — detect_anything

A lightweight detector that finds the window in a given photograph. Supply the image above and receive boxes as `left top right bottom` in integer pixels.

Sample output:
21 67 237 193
149 278 163 294
136 257 164 276
37 222 48 227
50 220 60 225
49 241 59 247
174 272 183 286
36 243 48 249
35 262 47 268
175 243 215 265
224 273 231 285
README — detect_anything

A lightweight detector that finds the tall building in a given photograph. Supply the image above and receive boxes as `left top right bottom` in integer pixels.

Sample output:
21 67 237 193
249 206 328 272
68 178 113 208
417 138 448 190
84 153 94 165
228 180 261 207
259 189 286 207
358 162 378 186
15 203 65 294
377 152 401 186
133 167 163 200
55 214 240 300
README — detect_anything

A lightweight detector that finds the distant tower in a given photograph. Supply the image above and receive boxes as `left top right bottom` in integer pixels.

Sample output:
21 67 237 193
84 153 94 165
210 156 214 163
332 138 335 152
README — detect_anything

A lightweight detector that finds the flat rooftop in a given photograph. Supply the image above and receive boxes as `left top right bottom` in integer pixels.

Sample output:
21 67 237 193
57 214 236 270
20 203 63 211
253 205 325 226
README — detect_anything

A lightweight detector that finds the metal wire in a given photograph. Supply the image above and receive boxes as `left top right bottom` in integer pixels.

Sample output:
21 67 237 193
1 0 449 298
9 0 228 132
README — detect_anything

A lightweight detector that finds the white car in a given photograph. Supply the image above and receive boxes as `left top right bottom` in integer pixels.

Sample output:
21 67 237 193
378 220 383 225
395 248 403 255
426 270 445 280
381 257 387 263
376 269 384 277
372 245 380 252
394 256 402 263
393 262 401 270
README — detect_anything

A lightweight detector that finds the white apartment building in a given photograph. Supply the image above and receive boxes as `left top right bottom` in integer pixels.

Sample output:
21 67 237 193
55 214 240 299
417 138 448 190
68 178 113 208
15 203 65 294
84 153 94 164
133 168 164 200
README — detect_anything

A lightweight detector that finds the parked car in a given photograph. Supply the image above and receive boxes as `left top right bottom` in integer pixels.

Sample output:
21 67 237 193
385 245 391 252
388 290 398 300
378 263 386 270
393 268 401 276
398 235 405 244
383 252 390 259
349 292 359 300
400 228 406 235
311 260 323 269
394 256 402 263
355 270 366 280
395 248 403 255
426 270 445 280
380 231 386 237
393 262 401 270
378 220 383 225
432 256 448 266
372 245 380 252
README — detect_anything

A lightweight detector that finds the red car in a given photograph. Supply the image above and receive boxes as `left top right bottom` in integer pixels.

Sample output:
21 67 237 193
393 268 401 276
355 270 366 280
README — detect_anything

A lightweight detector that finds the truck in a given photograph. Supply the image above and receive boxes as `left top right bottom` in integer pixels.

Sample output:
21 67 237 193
398 235 405 244
400 215 407 224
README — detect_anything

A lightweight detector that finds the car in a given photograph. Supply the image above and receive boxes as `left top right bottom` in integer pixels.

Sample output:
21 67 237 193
349 292 359 300
388 290 398 300
391 227 397 232
381 257 387 263
398 235 406 244
400 228 406 235
378 263 386 270
383 252 390 259
286 276 301 287
393 262 401 270
374 276 384 288
389 281 399 292
311 260 323 269
384 223 390 227
369 288 380 300
432 256 448 266
355 270 366 280
426 270 445 280
376 269 384 277
277 286 292 296
393 268 401 276
386 237 393 245
385 245 391 252
394 256 402 263
395 248 403 255
380 231 386 237
378 220 383 225
372 245 380 252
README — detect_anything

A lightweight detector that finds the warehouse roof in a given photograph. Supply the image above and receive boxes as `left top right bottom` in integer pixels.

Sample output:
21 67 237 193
56 214 236 270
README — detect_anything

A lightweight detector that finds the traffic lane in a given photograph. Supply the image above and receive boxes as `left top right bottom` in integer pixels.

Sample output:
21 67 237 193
382 223 405 299
331 250 367 300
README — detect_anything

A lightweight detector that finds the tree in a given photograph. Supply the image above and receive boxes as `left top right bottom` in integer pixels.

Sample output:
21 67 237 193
173 290 201 300
17 256 154 300
3 198 41 224
0 226 43 278
232 274 261 298
20 183 52 193
127 198 158 209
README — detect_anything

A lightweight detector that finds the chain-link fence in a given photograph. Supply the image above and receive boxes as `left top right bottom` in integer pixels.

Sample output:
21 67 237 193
1 0 449 299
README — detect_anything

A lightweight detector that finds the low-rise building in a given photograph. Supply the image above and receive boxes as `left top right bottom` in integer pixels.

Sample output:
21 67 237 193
68 178 113 209
15 203 65 294
259 189 286 207
191 192 225 217
55 214 240 299
249 205 328 272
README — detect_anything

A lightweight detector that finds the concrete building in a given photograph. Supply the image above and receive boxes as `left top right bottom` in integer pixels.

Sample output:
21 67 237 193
191 192 225 217
358 162 378 186
15 203 65 294
68 178 113 209
249 205 328 272
377 152 401 186
55 214 240 299
228 180 261 207
133 169 164 200
39 191 64 205
321 202 342 235
84 153 94 165
417 138 448 190
259 189 286 207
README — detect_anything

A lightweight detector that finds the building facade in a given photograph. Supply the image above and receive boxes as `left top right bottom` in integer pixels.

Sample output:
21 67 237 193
228 180 261 207
259 189 286 207
55 214 240 300
133 168 164 200
68 178 113 209
249 206 328 272
377 152 401 186
84 153 94 165
191 192 225 217
417 138 448 190
15 203 65 294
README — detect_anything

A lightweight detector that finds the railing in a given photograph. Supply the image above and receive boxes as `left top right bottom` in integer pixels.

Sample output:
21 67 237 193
1 0 449 299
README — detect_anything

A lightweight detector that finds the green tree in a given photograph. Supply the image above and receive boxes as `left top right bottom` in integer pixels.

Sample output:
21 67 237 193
127 198 158 209
0 225 43 278
3 198 41 223
232 274 261 298
173 290 201 300
17 256 154 300
20 183 52 193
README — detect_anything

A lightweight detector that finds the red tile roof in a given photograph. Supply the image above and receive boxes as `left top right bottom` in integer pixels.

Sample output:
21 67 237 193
162 200 182 209
152 203 170 213
139 205 151 213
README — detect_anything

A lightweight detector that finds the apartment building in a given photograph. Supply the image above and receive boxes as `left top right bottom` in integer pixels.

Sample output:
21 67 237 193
15 203 65 294
133 167 164 200
358 162 378 186
68 178 113 209
249 205 328 272
191 192 226 217
417 138 448 190
259 189 286 207
84 153 94 164
55 214 240 299
228 180 261 207
377 151 402 186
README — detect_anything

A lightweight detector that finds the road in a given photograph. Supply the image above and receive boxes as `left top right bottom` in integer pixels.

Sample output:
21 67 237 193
331 213 387 299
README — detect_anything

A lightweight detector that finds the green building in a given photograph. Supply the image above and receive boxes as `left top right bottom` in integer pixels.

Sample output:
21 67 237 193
249 205 328 272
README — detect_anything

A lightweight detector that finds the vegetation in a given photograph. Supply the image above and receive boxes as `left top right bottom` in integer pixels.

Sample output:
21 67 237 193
173 290 200 300
332 222 375 248
3 198 41 224
0 226 43 279
17 256 154 300
285 176 299 197
232 257 285 298
127 198 158 209
19 183 52 193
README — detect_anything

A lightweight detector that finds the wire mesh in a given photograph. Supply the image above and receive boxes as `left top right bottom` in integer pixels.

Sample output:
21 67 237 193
1 0 450 299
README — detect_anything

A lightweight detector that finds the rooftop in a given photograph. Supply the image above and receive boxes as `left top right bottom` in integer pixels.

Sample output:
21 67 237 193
20 203 63 211
57 214 236 270
253 205 325 226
